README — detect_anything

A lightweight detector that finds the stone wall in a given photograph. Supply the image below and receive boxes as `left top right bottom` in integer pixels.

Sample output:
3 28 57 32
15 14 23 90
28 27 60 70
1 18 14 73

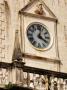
0 0 67 73
0 0 8 62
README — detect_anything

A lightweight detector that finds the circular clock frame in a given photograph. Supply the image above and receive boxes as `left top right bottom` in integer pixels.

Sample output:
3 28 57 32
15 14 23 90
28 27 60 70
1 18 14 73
26 22 53 51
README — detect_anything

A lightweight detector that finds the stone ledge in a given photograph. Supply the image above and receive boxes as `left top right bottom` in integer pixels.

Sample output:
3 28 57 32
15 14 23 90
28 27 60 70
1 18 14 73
12 60 25 68
0 61 67 79
0 61 25 69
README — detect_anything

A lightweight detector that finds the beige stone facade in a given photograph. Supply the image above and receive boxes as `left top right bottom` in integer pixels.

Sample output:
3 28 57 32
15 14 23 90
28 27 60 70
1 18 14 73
0 0 67 89
0 0 66 71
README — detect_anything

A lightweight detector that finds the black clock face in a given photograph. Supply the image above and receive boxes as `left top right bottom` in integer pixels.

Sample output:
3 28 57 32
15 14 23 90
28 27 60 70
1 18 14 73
27 22 51 50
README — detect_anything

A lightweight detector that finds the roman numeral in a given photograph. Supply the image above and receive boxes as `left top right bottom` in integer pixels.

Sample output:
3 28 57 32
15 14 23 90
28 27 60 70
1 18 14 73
29 37 34 42
32 41 36 46
44 39 49 44
38 43 41 48
42 43 46 47
41 27 44 32
44 32 48 35
38 25 41 31
34 25 37 30
28 30 33 34
28 32 32 35
45 36 50 39
30 26 34 32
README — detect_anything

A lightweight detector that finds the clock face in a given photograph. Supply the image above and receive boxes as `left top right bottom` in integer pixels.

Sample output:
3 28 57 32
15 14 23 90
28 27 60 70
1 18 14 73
27 22 51 50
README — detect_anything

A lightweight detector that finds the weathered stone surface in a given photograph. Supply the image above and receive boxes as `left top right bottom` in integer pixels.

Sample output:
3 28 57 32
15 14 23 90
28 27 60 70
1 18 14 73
0 0 66 81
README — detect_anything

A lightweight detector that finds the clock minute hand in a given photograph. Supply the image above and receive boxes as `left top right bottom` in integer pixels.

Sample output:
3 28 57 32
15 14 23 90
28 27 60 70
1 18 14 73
38 33 48 43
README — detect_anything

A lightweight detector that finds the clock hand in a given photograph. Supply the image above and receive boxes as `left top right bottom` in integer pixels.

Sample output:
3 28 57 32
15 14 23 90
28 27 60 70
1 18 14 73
38 33 48 43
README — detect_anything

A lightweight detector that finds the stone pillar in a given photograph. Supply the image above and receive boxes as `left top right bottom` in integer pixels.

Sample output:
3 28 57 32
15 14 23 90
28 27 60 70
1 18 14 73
50 77 54 90
12 60 25 85
57 79 60 90
63 80 66 90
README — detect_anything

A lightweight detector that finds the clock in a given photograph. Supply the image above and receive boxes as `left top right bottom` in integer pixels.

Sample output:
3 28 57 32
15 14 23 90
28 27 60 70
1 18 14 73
27 22 51 50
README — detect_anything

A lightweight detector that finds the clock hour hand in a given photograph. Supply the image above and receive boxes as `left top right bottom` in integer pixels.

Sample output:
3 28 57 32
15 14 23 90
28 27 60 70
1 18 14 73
38 33 48 43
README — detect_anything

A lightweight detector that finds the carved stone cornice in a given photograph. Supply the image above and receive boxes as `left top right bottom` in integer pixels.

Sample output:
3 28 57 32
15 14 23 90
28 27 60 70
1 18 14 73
22 53 61 64
24 66 67 79
0 62 67 79
19 11 57 22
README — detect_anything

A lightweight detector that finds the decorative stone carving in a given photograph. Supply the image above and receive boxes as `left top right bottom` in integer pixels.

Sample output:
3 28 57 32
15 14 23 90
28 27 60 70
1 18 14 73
23 73 49 89
16 68 24 85
54 81 58 90
23 72 28 87
34 3 45 15
0 69 9 85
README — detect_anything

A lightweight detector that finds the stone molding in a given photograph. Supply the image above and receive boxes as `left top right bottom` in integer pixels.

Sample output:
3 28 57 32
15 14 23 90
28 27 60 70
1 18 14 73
0 61 67 79
0 61 25 69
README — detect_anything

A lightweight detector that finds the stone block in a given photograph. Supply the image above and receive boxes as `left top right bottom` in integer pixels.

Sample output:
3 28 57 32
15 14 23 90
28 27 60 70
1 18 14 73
0 29 2 34
0 53 2 57
0 44 5 49
0 30 5 40
1 14 5 21
1 57 6 62
0 7 2 12
1 39 5 45
0 12 2 17
0 34 5 40
0 0 4 4
0 20 1 26
2 25 5 31
0 57 1 62
0 39 2 43
0 22 6 31
0 47 2 53
1 52 5 58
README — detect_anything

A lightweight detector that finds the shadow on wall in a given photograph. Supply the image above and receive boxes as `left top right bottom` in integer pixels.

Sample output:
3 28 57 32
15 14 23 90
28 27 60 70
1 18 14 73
0 86 33 90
